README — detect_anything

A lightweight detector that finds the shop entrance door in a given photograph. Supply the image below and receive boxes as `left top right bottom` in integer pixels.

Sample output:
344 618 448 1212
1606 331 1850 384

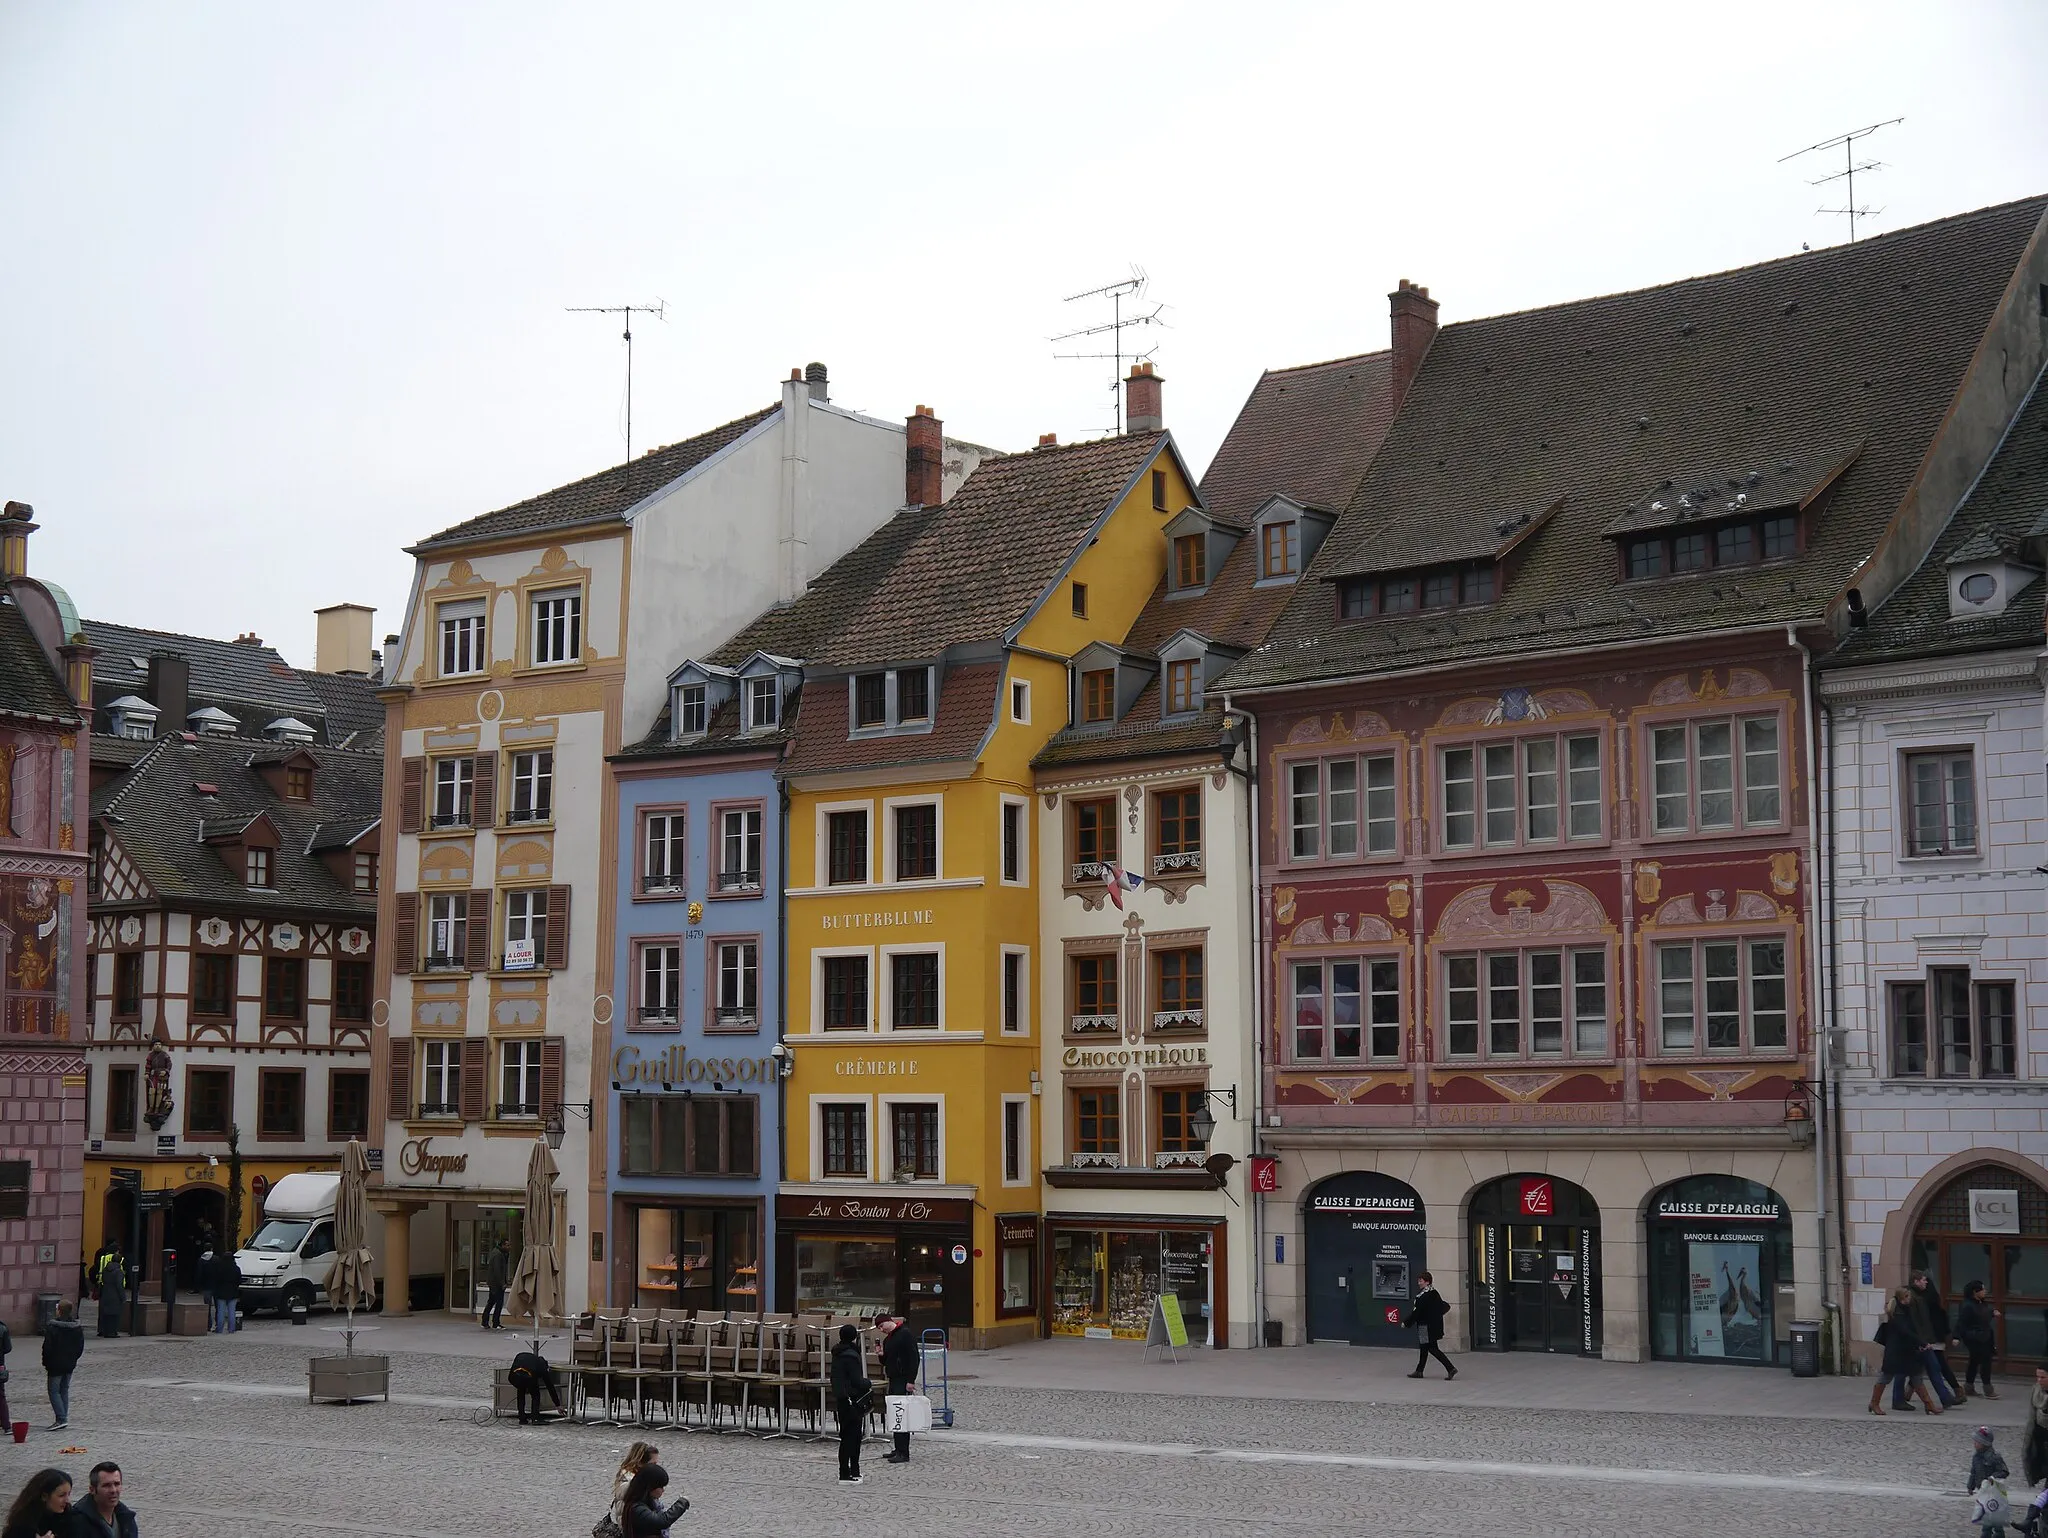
900 1231 971 1337
451 1210 523 1315
1469 1174 1601 1355
1912 1166 2048 1368
1506 1224 1591 1353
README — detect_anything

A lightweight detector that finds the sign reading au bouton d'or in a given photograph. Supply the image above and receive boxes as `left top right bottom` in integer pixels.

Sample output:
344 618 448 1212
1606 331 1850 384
776 1193 974 1226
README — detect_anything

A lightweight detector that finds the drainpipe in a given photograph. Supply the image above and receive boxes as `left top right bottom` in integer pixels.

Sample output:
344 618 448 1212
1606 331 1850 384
1791 625 1839 1367
1225 693 1266 1348
777 778 792 1185
1820 692 1853 1368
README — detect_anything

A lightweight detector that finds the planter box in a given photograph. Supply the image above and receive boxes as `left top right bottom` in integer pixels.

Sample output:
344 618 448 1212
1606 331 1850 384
307 1354 390 1404
169 1300 209 1336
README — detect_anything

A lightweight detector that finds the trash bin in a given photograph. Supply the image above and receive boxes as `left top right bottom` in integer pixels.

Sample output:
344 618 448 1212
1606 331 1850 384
32 1294 61 1335
1789 1319 1820 1377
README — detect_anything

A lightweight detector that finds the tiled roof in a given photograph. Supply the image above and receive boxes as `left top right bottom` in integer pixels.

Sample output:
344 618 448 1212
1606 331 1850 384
85 619 329 729
1225 196 2048 692
1600 443 1861 540
613 696 795 763
1822 370 2048 669
92 735 382 917
816 434 1167 668
1195 349 1397 527
0 597 79 724
1032 679 1237 771
412 406 778 552
780 663 1001 779
294 669 386 751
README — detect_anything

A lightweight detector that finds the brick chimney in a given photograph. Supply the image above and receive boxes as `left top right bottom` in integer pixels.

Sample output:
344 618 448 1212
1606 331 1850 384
1125 362 1163 433
1037 433 1059 450
905 405 945 508
147 652 190 740
1389 279 1440 408
0 500 35 580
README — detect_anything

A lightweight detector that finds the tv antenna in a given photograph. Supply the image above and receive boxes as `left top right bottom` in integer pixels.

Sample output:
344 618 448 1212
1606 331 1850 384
1052 268 1164 434
565 300 668 474
1780 118 1902 242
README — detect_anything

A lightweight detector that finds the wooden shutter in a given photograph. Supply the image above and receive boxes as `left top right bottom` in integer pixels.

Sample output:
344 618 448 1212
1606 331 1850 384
392 892 418 975
544 884 571 971
471 753 496 829
387 1036 413 1121
540 1036 564 1121
459 1037 488 1121
399 757 425 834
465 889 492 971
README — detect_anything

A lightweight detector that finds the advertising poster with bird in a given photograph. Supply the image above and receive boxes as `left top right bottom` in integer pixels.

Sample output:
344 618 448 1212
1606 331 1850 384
1686 1241 1767 1360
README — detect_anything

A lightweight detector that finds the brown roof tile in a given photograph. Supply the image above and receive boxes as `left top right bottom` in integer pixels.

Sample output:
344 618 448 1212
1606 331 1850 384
1196 350 1397 527
781 663 1001 779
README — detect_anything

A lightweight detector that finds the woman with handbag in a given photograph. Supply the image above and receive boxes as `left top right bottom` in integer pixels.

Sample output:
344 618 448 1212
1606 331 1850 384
618 1465 688 1538
831 1324 873 1485
594 1444 659 1538
1402 1273 1456 1380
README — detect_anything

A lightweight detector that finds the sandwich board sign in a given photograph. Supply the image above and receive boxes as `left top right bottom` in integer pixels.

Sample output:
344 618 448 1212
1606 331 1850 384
1145 1293 1190 1361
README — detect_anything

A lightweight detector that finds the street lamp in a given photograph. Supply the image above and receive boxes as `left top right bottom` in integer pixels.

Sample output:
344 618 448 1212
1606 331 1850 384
542 1102 592 1150
1783 1081 1819 1144
1188 1086 1239 1146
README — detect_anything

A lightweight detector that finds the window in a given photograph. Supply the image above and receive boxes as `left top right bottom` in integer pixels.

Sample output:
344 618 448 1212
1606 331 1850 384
1340 563 1493 616
508 750 553 823
639 943 680 1024
328 1070 369 1139
1155 787 1201 873
854 673 888 727
644 811 685 891
284 765 312 801
822 1103 868 1176
822 955 870 1030
264 957 304 1021
0 1162 25 1221
1166 659 1199 714
334 960 370 1023
718 806 762 891
421 1040 461 1114
499 1040 542 1118
1071 954 1117 1030
1262 520 1299 578
245 847 272 888
893 803 939 881
1441 733 1604 850
890 1102 941 1180
108 1066 138 1138
1072 1090 1120 1159
890 951 940 1030
1290 753 1396 861
1891 971 2015 1079
1154 948 1204 1024
896 667 930 722
1156 1088 1199 1155
1650 716 1782 834
1761 515 1797 558
504 890 548 968
1445 949 1607 1058
120 717 153 741
715 940 758 1027
621 1095 759 1176
530 587 581 666
1072 582 1089 618
187 1066 232 1136
190 953 232 1017
675 682 709 737
1627 517 1801 577
432 757 473 828
1081 669 1114 724
352 851 378 892
438 599 485 677
1423 570 1458 609
1382 576 1417 613
1072 797 1116 881
1655 938 1788 1053
745 675 779 731
1152 468 1168 510
1174 535 1205 588
1010 679 1030 723
1714 523 1753 565
1001 949 1027 1034
827 809 870 885
1905 750 1977 855
1626 539 1666 578
259 1069 304 1138
426 893 468 969
1000 800 1025 884
1292 957 1401 1061
1673 532 1708 572
1003 1099 1026 1183
113 952 143 1017
1339 578 1376 619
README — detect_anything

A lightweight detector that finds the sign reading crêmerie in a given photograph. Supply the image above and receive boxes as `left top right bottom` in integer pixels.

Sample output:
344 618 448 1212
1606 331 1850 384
819 908 936 931
835 1058 920 1077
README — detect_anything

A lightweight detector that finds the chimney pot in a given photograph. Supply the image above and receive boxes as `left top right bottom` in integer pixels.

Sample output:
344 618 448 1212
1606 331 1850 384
1388 279 1442 411
0 500 36 580
232 632 263 647
905 404 945 508
790 368 803 381
1038 433 1059 449
804 361 828 402
1125 362 1164 433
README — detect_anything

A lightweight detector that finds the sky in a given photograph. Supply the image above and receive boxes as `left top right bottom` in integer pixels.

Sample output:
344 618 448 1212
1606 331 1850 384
2 2 2045 668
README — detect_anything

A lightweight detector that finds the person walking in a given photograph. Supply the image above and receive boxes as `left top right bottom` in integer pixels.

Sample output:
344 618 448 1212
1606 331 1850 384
879 1316 920 1465
209 1250 241 1334
1910 1270 1963 1406
2025 1366 2048 1489
40 1301 84 1430
1971 1427 2013 1538
619 1464 688 1537
93 1251 125 1340
70 1462 137 1538
482 1239 509 1331
601 1443 660 1537
1870 1287 1940 1415
1959 1280 2001 1401
1 1470 73 1538
831 1323 873 1485
1402 1273 1457 1381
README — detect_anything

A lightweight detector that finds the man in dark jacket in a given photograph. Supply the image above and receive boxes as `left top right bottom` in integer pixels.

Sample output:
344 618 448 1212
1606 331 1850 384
830 1324 872 1484
507 1347 562 1424
1911 1271 1963 1406
879 1316 921 1464
74 1462 138 1538
41 1298 85 1429
1402 1273 1457 1380
482 1239 509 1331
1958 1280 2000 1399
0 1313 12 1436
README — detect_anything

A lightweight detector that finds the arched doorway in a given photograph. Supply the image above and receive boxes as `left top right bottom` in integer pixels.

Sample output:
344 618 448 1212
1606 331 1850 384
1304 1172 1429 1346
1468 1174 1600 1355
171 1186 228 1290
1912 1164 2048 1367
1645 1174 1791 1366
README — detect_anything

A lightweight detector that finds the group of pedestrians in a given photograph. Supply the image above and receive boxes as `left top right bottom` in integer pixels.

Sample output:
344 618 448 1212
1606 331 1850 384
1870 1269 1990 1414
3 1464 138 1538
595 1442 687 1537
828 1315 924 1485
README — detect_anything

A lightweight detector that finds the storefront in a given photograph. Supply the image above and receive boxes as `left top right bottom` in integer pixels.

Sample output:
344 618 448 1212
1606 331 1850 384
85 1155 330 1294
1647 1175 1793 1366
1911 1165 2048 1366
775 1192 973 1337
1047 1216 1222 1344
1303 1172 1429 1347
617 1197 764 1312
1469 1173 1600 1355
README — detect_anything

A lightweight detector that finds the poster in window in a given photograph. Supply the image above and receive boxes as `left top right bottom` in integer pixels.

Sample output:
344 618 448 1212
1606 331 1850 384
1686 1240 1766 1361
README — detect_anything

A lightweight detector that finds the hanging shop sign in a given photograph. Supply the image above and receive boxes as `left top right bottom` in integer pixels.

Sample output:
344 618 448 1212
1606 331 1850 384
1248 1156 1279 1194
1519 1178 1553 1217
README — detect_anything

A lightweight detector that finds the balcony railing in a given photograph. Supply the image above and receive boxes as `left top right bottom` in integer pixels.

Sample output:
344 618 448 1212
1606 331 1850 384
424 953 463 972
1152 1009 1205 1033
637 1007 678 1026
1154 1150 1206 1170
1069 1014 1119 1035
641 873 685 895
1153 850 1202 876
496 1101 539 1120
1069 861 1108 885
717 868 763 892
1069 1151 1121 1168
429 811 471 830
714 1006 757 1027
418 1101 459 1116
506 804 552 825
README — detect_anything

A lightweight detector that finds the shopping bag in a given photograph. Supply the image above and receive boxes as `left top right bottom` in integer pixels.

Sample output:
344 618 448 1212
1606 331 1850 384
1972 1479 2012 1527
885 1393 934 1433
1415 1325 1430 1346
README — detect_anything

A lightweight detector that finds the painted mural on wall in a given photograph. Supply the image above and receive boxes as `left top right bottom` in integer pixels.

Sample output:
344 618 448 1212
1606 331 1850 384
0 870 68 1038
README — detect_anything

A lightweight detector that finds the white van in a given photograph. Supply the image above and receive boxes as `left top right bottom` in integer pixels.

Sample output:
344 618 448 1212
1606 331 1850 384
234 1171 342 1315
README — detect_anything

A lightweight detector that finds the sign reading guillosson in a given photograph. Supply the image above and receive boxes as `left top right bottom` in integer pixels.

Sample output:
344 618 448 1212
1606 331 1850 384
613 1043 778 1087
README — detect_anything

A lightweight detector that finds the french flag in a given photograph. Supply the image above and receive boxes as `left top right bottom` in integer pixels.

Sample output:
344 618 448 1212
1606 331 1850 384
1101 861 1145 909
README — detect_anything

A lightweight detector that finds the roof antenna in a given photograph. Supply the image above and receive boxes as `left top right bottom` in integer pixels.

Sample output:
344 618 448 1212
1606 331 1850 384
1052 267 1164 435
565 300 668 485
1779 118 1903 243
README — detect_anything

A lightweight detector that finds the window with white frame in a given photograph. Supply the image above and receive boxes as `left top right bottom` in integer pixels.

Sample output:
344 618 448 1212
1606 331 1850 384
503 890 548 968
425 893 468 968
889 951 940 1030
1904 749 1978 856
644 811 685 891
1010 679 1030 723
826 808 870 886
1440 732 1604 851
530 587 581 666
892 801 939 881
1001 948 1028 1034
821 954 870 1030
639 943 680 1024
1648 715 1782 835
718 806 763 891
820 1101 868 1177
715 940 758 1026
1890 970 2015 1079
1655 937 1787 1053
438 598 486 677
432 757 473 828
745 675 779 732
1291 957 1401 1062
1445 948 1608 1058
508 750 553 823
1290 753 1397 861
1000 799 1026 884
674 682 709 737
245 847 272 888
498 1039 542 1118
889 1100 941 1179
1002 1097 1028 1184
421 1039 461 1114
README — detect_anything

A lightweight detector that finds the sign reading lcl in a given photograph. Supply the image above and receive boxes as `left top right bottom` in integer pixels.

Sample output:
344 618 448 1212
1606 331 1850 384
1970 1188 2021 1235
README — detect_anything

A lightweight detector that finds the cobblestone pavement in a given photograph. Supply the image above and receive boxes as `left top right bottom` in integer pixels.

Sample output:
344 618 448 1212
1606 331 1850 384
0 1331 2006 1537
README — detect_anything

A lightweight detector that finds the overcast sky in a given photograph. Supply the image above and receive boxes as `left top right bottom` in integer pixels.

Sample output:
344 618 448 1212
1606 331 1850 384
3 3 2044 667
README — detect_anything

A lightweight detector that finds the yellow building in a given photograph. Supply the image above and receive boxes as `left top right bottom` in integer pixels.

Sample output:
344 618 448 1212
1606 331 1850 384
775 419 1200 1347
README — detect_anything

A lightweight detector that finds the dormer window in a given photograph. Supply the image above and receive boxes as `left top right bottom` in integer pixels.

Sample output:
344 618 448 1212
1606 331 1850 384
1341 562 1493 619
897 668 930 722
246 847 272 888
675 683 708 737
285 765 312 801
849 666 936 733
746 675 779 731
855 672 888 727
1624 513 1798 581
107 696 159 741
1174 535 1206 590
1262 522 1299 579
1082 669 1114 724
1166 660 1199 714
